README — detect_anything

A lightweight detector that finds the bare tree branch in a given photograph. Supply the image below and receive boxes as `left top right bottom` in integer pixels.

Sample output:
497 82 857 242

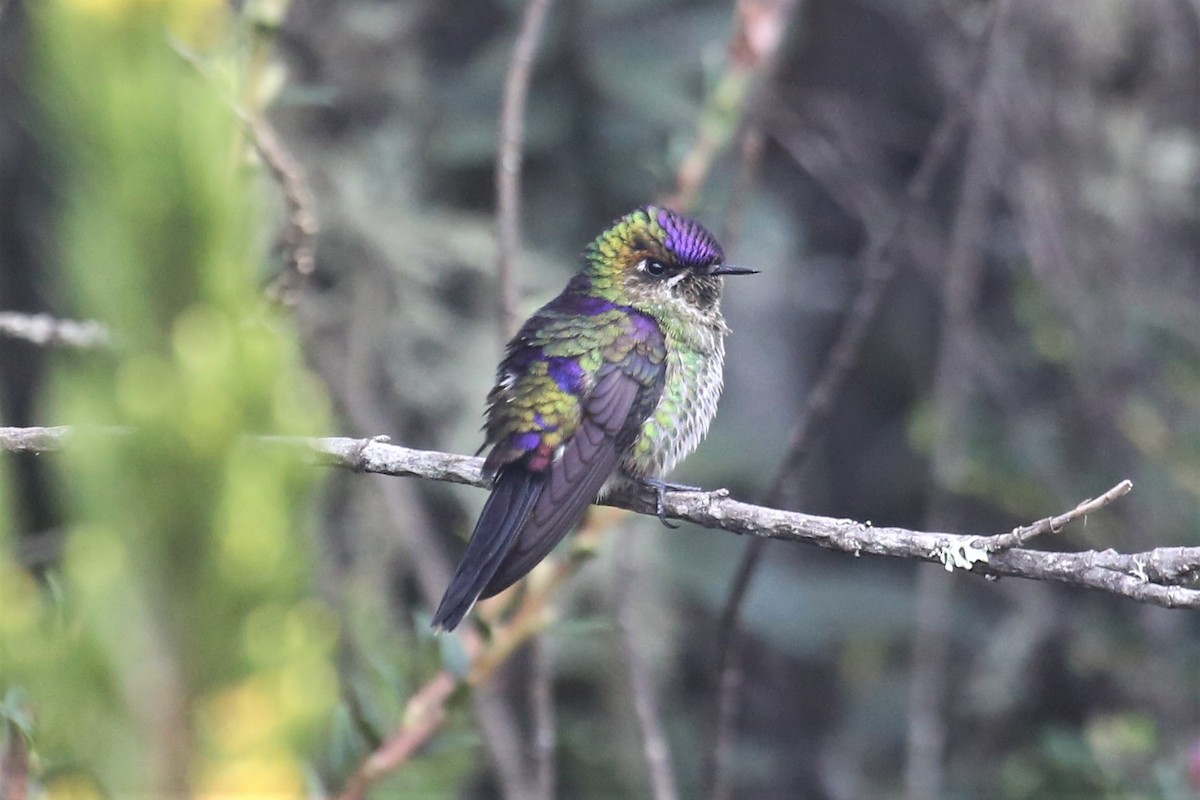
972 480 1133 552
905 563 954 800
494 4 560 790
169 37 316 305
720 126 767 246
706 45 963 800
666 0 799 212
495 0 555 341
254 115 318 304
335 671 457 800
0 721 30 800
1 425 77 451
906 40 1009 794
531 635 557 800
656 4 801 795
706 4 1017 795
472 679 535 800
7 425 1196 608
617 529 680 800
0 312 110 349
332 507 612 797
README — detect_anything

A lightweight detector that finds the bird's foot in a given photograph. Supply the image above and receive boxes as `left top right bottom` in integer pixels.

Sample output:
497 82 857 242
639 477 701 529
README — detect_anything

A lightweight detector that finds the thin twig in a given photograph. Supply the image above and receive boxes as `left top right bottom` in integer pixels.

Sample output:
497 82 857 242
0 722 30 800
170 37 317 305
617 530 680 800
905 564 954 800
495 0 555 340
762 78 980 503
335 671 457 800
495 3 560 789
905 43 1007 795
667 0 799 212
327 510 614 797
531 636 557 800
972 480 1134 552
472 680 535 800
254 115 318 304
0 312 110 349
720 126 767 246
761 0 1012 505
711 8 976 661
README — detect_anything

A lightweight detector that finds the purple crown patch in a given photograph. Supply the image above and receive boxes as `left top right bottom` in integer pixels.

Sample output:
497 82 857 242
656 208 725 268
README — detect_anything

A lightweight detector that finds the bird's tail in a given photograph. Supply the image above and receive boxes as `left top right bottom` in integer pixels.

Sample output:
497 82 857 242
431 467 546 632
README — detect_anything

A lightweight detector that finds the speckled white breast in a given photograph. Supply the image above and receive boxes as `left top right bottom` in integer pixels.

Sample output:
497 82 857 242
621 299 729 479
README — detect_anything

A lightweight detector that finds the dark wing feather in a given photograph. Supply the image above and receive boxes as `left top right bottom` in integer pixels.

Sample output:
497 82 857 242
479 366 641 598
432 303 665 629
430 467 546 631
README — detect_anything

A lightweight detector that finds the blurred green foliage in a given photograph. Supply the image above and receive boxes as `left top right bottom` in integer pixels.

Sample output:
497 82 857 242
1001 714 1194 800
1 0 337 794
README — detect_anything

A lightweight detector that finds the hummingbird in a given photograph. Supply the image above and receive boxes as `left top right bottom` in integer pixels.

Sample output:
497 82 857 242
431 206 756 631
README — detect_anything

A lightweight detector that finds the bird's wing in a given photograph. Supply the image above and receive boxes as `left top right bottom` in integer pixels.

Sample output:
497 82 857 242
479 362 651 599
430 466 545 631
431 307 664 631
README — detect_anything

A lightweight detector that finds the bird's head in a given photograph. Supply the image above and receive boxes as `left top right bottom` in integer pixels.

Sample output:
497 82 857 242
583 206 756 312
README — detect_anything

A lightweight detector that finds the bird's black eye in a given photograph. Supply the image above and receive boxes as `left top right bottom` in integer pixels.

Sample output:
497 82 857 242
644 259 667 277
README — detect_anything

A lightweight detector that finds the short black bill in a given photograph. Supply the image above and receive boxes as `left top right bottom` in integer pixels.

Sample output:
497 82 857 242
708 263 759 276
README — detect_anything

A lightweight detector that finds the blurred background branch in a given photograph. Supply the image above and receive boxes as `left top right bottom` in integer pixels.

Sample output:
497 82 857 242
706 4 1015 794
0 312 109 349
493 1 560 794
617 528 681 800
495 0 556 342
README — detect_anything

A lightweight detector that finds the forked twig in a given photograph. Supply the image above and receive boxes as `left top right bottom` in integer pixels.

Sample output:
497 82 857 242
972 480 1133 552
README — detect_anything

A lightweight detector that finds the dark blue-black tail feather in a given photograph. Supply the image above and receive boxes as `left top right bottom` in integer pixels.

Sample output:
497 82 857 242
479 438 619 600
435 365 657 629
431 467 546 632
